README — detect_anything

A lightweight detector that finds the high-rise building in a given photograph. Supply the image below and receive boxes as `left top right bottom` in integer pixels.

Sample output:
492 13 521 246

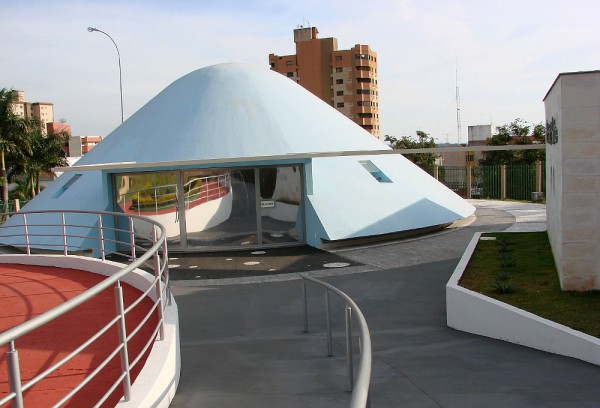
10 90 55 133
269 27 380 138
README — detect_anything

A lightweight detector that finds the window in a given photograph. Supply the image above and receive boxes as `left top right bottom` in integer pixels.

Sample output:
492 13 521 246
335 67 343 73
337 102 344 108
359 160 391 183
286 72 294 77
335 55 342 61
53 174 82 198
286 60 293 66
355 53 369 60
357 89 371 95
336 79 343 84
357 77 372 83
336 90 343 96
358 113 373 118
357 101 372 107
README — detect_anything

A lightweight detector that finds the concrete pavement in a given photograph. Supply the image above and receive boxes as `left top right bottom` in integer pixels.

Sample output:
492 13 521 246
169 200 600 407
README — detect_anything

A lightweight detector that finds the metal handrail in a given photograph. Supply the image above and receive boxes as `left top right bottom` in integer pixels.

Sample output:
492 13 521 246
301 274 372 408
0 209 170 408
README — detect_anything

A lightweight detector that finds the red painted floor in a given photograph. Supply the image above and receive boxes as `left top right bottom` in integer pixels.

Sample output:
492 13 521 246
0 263 157 407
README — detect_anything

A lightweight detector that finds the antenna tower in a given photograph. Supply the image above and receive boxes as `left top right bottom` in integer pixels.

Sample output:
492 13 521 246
455 63 462 144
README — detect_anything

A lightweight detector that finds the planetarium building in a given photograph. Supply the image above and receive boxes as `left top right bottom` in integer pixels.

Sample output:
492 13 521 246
3 63 474 251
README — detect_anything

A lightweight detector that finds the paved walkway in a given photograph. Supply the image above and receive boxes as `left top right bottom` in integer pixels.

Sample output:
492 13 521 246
170 200 600 407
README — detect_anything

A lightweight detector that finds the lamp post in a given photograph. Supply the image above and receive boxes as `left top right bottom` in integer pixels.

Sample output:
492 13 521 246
87 27 124 123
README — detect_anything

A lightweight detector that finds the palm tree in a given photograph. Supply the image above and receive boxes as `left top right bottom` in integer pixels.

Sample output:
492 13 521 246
0 88 31 205
25 121 69 197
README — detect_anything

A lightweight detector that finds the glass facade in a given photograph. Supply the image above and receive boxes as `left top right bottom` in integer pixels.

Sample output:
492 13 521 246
114 165 303 250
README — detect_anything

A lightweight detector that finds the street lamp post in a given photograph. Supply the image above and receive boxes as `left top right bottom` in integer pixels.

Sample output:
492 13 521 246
87 27 124 123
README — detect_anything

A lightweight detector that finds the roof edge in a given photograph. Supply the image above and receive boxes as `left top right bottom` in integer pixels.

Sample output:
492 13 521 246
543 69 600 101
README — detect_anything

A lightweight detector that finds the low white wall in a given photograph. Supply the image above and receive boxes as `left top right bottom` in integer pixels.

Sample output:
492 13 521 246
446 233 600 366
0 254 180 408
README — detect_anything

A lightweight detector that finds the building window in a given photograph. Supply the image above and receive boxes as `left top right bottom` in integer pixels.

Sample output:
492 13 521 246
357 77 372 83
335 55 342 61
286 60 293 66
358 112 373 118
336 90 343 96
335 67 343 73
357 101 372 107
287 72 294 77
336 79 343 84
337 102 344 108
359 160 391 183
357 89 371 95
355 53 369 60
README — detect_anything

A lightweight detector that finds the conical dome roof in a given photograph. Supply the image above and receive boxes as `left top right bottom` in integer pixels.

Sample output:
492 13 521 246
77 63 387 166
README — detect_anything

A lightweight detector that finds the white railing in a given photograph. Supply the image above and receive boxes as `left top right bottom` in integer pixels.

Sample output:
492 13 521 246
0 210 170 408
301 274 372 408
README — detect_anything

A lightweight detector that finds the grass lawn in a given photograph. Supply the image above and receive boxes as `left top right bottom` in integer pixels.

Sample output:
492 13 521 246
459 231 600 338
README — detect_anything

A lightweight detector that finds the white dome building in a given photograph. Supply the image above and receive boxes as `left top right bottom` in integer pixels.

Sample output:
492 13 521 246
2 63 474 251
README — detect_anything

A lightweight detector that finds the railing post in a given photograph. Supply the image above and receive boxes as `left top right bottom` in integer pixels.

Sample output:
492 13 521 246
345 304 354 392
433 164 439 180
14 199 20 212
325 289 333 357
98 214 105 261
22 213 30 255
501 165 507 200
466 164 473 199
6 341 24 408
302 280 309 333
62 212 68 256
152 226 165 341
129 217 136 261
114 281 132 401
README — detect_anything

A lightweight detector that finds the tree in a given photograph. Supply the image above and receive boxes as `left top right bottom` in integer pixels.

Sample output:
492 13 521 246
478 118 545 166
8 118 69 198
0 88 31 205
385 130 437 169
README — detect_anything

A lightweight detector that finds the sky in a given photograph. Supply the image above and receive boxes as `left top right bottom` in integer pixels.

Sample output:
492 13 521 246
1 0 599 144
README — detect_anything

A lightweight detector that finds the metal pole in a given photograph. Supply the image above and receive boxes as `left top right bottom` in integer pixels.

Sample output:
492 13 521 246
98 214 105 261
152 226 165 341
325 289 333 356
6 341 24 408
302 280 309 333
22 213 30 255
345 305 354 392
114 281 132 401
62 212 68 256
87 27 124 123
129 216 136 260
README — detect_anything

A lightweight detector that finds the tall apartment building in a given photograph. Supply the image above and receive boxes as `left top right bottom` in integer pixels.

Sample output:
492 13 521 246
11 90 55 131
269 27 380 138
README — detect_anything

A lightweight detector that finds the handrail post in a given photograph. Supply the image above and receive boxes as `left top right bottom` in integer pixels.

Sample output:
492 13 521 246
98 214 105 261
61 212 68 255
345 304 354 392
302 280 308 333
325 289 333 356
114 281 132 401
162 238 172 306
129 216 136 261
6 341 24 408
152 226 165 340
22 213 30 255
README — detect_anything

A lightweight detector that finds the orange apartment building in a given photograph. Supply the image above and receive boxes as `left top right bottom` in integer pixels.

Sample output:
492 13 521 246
269 27 380 138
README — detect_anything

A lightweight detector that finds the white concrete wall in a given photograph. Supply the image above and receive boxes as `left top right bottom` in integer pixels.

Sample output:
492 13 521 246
544 71 600 290
447 233 600 366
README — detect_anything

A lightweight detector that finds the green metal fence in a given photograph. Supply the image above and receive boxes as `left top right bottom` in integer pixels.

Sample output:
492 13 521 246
423 163 544 201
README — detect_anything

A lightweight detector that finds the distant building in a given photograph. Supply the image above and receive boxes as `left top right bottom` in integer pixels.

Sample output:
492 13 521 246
269 26 380 138
68 135 102 157
10 90 55 134
438 125 491 166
